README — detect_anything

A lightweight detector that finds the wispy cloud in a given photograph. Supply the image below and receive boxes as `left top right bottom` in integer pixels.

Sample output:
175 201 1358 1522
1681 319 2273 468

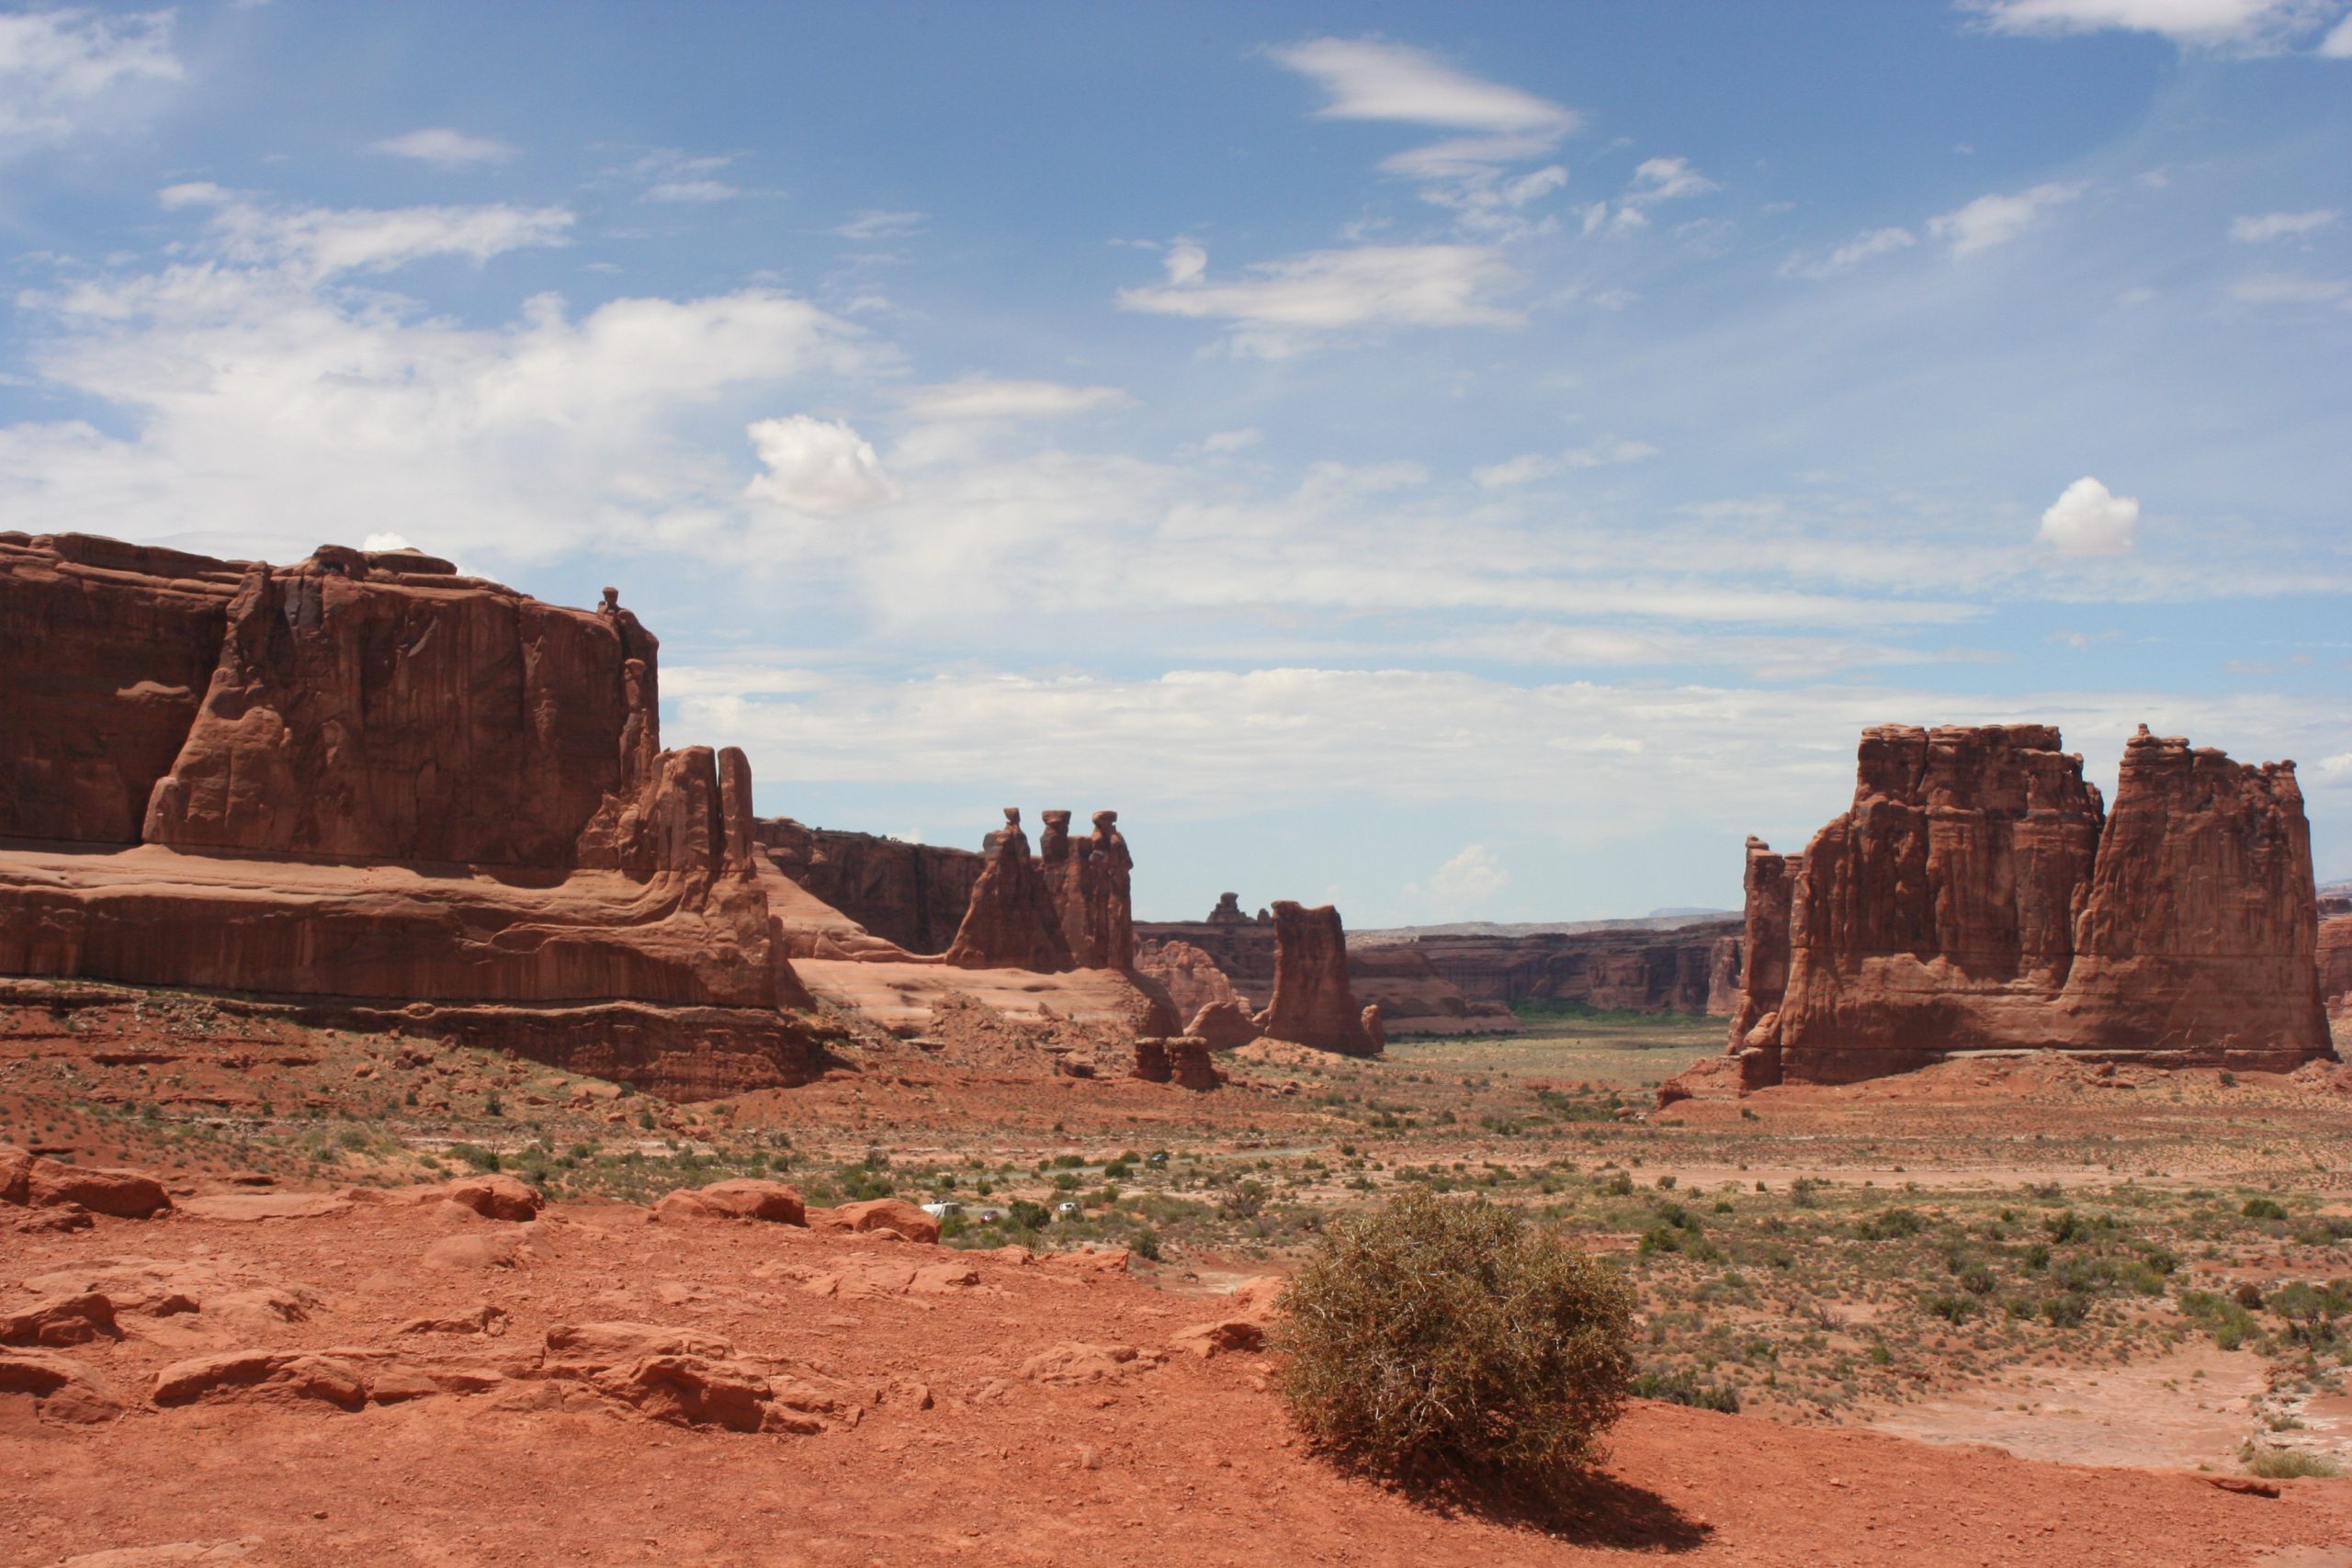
1779 225 1918 279
1928 180 2086 254
2230 208 2340 242
153 183 571 280
1967 0 2352 52
1117 243 1521 355
833 209 926 241
368 128 518 167
898 378 1134 423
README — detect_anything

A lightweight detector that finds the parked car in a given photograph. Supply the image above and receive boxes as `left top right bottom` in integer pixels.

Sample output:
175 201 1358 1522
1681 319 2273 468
1056 1201 1081 1217
920 1201 963 1219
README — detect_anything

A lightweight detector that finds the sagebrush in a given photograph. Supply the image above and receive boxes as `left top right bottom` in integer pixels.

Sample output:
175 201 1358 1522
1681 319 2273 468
1272 1189 1635 1493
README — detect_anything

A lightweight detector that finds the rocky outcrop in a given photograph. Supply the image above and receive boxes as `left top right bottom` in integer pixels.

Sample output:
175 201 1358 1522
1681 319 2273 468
0 533 825 1100
1132 1036 1223 1089
944 810 1077 972
1253 902 1381 1055
1688 723 2333 1094
1185 998 1261 1052
1134 938 1239 1021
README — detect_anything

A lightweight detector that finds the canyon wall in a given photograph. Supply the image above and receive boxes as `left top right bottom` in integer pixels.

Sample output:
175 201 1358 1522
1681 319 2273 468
0 533 820 1098
752 819 983 954
1679 723 2333 1096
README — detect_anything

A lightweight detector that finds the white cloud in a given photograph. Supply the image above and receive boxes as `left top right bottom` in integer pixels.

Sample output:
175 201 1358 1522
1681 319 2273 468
1267 38 1582 237
1424 843 1510 913
1624 156 1720 206
368 128 517 167
0 202 872 564
2323 10 2352 51
1927 181 2086 254
1162 242 1208 286
154 185 571 281
833 209 925 241
744 415 898 513
0 6 179 143
1266 37 1577 134
1969 0 2346 51
1779 226 1918 279
2036 476 2142 556
2229 209 2341 242
898 378 1134 423
1116 244 1521 355
1191 428 1261 457
1474 437 1658 487
361 532 416 552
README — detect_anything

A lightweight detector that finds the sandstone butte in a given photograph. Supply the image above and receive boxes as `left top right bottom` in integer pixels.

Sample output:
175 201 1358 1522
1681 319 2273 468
0 532 1182 1097
1667 722 2337 1102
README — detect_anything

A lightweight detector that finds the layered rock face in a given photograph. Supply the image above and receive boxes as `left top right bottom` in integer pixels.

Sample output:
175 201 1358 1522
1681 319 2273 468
1252 901 1381 1055
1383 923 1739 1017
1696 723 2332 1091
1134 938 1239 1021
753 819 984 955
0 533 820 1098
2322 906 2352 1017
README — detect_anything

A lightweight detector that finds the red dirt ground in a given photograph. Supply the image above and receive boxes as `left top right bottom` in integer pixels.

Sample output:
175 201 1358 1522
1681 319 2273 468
6 1179 2350 1568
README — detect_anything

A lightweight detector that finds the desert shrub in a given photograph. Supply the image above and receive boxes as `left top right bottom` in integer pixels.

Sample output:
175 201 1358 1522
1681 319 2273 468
2243 1197 2290 1222
1858 1208 1924 1241
2245 1447 2342 1480
1272 1189 1635 1494
1630 1367 1739 1413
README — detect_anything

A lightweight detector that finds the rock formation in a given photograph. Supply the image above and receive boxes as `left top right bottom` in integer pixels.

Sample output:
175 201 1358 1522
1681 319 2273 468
1253 902 1381 1055
1184 998 1261 1053
1137 899 1512 1037
1678 723 2333 1097
942 810 1077 972
1131 1036 1222 1090
0 532 822 1100
1134 938 1239 1021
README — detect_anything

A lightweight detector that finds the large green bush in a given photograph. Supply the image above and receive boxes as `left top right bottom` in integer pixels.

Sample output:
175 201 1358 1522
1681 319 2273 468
1272 1189 1636 1494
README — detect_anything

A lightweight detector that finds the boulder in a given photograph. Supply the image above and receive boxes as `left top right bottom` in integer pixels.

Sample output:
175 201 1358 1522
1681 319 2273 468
1136 938 1240 1021
10 1151 173 1218
1185 998 1261 1053
541 1321 735 1378
405 1174 542 1222
151 1350 368 1411
814 1198 941 1245
0 1291 120 1348
654 1179 805 1225
0 1348 129 1424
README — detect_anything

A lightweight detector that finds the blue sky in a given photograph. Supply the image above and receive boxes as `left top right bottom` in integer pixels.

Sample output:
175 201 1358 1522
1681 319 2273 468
4 1 2347 924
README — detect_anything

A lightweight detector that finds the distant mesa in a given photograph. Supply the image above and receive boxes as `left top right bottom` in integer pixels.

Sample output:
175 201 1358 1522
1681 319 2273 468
1665 722 2338 1105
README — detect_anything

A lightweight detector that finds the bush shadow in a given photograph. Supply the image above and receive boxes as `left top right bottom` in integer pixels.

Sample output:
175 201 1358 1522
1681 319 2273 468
1396 1465 1712 1551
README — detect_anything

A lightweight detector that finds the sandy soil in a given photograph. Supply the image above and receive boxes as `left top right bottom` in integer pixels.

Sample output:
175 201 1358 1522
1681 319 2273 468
7 1186 2351 1568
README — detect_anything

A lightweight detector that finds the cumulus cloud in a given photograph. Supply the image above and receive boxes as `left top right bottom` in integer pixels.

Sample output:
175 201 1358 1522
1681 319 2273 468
1969 0 2348 51
2230 209 2341 242
0 197 871 564
1116 244 1521 355
368 128 518 166
1928 181 2086 254
2036 476 2142 555
1424 843 1510 911
0 6 179 143
744 415 898 513
898 378 1134 423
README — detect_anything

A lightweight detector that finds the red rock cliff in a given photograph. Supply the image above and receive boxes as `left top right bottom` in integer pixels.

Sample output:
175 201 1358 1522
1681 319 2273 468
1695 723 2332 1093
1253 901 1381 1055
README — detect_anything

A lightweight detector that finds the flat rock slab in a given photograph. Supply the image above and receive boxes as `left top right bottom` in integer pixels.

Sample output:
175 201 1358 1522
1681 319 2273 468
179 1193 353 1223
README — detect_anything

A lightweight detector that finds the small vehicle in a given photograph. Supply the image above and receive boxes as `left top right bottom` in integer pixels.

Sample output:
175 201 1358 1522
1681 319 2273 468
1147 1152 1169 1167
1056 1201 1082 1216
976 1207 1002 1224
920 1201 963 1219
